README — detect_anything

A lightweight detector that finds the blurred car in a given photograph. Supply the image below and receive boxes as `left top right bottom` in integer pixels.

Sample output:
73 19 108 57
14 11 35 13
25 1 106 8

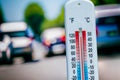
0 32 13 64
96 4 120 50
41 27 65 56
0 22 34 62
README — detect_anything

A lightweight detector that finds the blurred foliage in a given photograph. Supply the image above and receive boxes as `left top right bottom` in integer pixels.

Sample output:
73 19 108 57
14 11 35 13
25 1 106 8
0 6 4 24
54 6 64 27
24 3 45 35
41 19 56 32
91 0 99 5
91 0 120 5
41 6 64 32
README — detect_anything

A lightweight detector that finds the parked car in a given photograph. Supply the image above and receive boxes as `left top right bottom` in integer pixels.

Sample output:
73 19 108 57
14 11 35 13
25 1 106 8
41 27 65 56
0 32 13 64
96 4 120 51
0 22 34 62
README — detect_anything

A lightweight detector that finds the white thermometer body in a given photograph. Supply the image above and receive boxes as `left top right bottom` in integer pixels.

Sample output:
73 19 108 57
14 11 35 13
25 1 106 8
65 0 99 80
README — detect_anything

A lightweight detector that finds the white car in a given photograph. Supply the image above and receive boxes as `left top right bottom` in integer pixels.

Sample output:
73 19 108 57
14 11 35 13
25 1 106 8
41 27 66 56
0 22 34 62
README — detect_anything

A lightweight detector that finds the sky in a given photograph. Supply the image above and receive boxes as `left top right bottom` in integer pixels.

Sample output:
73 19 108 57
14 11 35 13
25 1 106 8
0 0 67 22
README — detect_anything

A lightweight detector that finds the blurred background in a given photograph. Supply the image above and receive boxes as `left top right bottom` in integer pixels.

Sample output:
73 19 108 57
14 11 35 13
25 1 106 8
0 0 120 80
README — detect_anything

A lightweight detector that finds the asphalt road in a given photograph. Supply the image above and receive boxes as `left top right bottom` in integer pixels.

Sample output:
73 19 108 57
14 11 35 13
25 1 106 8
0 55 120 80
0 56 67 80
99 55 120 80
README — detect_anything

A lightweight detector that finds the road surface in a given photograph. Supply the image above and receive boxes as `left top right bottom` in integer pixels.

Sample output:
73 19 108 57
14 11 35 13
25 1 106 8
0 55 120 80
0 56 67 80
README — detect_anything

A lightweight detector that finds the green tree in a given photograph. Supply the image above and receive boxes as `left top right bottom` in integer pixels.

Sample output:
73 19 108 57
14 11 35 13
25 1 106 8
24 3 45 34
117 0 120 3
91 0 120 5
41 7 64 32
104 0 118 4
0 6 4 24
91 0 100 5
41 19 56 32
54 6 64 27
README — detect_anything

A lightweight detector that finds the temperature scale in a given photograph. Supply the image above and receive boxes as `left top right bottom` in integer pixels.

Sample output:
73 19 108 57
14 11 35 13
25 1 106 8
65 0 99 80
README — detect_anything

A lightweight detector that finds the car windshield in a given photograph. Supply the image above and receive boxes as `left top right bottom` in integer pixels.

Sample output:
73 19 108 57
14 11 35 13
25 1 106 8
26 27 34 37
8 31 26 37
96 16 120 25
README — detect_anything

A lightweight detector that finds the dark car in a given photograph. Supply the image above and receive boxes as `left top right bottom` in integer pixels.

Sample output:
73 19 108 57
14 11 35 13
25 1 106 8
96 4 120 52
0 22 34 62
41 27 65 56
0 32 13 64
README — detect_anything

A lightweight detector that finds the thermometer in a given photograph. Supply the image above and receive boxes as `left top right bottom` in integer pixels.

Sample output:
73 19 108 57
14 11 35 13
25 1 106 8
65 0 99 80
